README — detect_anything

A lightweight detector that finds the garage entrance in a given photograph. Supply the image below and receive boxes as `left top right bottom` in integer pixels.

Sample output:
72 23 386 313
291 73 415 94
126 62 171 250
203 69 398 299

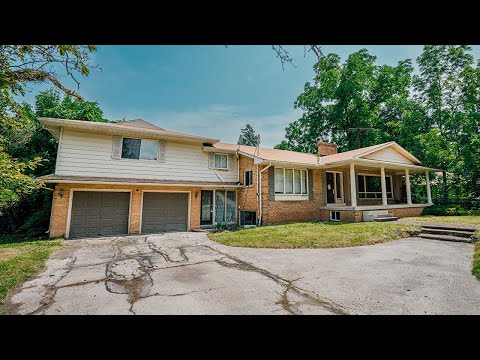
69 191 130 238
141 192 189 233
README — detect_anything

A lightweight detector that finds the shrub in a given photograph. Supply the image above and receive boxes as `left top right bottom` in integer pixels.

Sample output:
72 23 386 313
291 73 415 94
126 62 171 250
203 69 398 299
422 204 468 216
215 222 228 231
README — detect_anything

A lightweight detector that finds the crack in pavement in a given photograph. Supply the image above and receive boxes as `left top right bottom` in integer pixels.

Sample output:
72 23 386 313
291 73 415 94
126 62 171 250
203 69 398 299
8 234 350 315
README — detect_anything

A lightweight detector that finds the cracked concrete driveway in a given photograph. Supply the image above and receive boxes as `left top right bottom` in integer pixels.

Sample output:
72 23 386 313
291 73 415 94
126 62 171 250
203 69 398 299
5 233 480 315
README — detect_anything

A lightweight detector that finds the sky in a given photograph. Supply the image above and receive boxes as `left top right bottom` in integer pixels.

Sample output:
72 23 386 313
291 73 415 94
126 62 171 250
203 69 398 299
21 45 480 148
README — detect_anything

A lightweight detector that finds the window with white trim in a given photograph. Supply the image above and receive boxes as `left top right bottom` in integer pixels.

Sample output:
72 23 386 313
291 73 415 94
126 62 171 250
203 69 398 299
274 168 308 195
330 211 341 221
244 170 253 187
214 154 228 169
357 174 393 199
121 138 158 160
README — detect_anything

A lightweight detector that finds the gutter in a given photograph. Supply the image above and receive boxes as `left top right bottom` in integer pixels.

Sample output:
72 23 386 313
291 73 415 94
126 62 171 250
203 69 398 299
258 162 272 225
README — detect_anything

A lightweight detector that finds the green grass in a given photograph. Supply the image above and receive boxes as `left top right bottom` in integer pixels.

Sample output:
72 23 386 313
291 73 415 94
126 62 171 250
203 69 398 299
0 235 62 314
473 242 480 280
403 215 480 227
208 222 420 249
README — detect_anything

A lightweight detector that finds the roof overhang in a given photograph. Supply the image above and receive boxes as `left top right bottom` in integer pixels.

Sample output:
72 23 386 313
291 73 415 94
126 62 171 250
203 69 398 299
39 117 220 145
202 146 237 154
320 159 442 173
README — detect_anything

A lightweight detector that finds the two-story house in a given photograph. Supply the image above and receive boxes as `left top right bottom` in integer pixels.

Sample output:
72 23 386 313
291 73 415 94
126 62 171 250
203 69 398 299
39 117 440 238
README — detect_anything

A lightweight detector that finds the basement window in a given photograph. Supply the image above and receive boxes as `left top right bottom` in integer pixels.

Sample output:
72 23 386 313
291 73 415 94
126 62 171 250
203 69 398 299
330 211 341 221
240 211 257 226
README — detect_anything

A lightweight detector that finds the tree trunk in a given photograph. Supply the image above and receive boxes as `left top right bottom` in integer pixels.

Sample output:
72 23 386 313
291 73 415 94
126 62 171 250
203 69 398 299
442 170 448 203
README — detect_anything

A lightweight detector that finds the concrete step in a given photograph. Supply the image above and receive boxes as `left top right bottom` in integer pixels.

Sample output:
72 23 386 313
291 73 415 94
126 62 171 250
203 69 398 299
420 224 477 233
420 228 474 238
418 233 473 243
373 216 399 222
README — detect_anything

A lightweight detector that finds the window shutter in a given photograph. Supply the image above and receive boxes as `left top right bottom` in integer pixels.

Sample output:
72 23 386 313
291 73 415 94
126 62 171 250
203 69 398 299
268 166 275 201
308 169 314 201
321 171 327 205
228 154 234 171
112 136 122 159
208 153 215 169
157 141 166 162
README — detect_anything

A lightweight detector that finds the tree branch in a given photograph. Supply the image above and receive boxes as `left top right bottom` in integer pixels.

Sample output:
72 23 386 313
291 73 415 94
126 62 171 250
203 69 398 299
12 69 84 101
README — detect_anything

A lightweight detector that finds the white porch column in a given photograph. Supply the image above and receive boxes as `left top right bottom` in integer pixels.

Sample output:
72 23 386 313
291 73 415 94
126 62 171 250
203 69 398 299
425 171 432 204
405 169 412 205
350 163 357 207
380 166 388 206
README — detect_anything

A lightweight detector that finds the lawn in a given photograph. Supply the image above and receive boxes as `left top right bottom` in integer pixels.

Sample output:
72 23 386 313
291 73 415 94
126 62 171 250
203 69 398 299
208 222 420 249
402 216 480 227
473 242 480 280
0 236 62 314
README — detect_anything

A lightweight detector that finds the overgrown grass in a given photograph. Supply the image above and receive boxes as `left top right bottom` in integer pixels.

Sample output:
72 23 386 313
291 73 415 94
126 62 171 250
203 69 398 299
402 216 480 227
473 242 480 280
208 222 420 249
0 235 62 314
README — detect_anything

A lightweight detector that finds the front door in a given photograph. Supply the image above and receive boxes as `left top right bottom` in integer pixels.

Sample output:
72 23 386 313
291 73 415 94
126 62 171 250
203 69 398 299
200 190 213 225
326 172 335 203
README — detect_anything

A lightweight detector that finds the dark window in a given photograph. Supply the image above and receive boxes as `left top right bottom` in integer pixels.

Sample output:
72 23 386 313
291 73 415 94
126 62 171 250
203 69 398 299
122 138 158 160
122 138 141 159
240 211 257 226
330 211 340 221
244 170 253 186
357 175 393 199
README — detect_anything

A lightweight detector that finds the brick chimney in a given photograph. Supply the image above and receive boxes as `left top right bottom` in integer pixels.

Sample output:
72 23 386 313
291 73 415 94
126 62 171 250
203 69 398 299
317 141 337 156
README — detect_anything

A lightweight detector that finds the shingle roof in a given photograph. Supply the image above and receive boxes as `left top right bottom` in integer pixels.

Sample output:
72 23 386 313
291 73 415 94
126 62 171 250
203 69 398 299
213 142 321 165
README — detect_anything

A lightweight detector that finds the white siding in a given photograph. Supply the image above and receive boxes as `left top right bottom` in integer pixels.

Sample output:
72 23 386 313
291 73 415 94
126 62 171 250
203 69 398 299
363 147 415 165
56 130 238 182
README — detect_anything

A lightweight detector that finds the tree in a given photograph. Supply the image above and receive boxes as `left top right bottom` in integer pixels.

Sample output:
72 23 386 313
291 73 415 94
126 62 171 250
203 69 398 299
278 49 414 153
237 124 260 146
0 45 97 204
0 89 108 236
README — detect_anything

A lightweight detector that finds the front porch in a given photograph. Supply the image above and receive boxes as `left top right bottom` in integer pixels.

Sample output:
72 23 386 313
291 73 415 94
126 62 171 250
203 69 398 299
318 159 439 222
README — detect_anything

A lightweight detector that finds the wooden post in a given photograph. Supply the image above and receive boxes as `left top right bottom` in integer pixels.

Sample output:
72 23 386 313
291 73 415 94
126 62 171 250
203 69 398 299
425 171 432 204
405 169 412 205
350 163 357 207
380 166 387 206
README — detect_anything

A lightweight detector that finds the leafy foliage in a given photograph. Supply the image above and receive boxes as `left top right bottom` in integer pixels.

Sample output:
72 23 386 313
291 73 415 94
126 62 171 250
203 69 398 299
277 46 480 204
237 123 260 147
0 45 96 206
0 89 108 236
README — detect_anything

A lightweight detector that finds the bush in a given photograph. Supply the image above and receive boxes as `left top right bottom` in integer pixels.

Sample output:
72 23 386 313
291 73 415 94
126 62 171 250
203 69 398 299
422 204 468 216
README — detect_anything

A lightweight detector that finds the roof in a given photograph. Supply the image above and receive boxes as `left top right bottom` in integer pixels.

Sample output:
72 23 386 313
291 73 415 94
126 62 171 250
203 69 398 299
39 117 219 145
38 175 242 187
213 141 426 168
119 119 164 130
213 142 320 165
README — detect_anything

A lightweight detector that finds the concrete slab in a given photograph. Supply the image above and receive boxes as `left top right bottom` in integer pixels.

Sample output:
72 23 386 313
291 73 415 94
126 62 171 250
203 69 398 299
5 232 480 315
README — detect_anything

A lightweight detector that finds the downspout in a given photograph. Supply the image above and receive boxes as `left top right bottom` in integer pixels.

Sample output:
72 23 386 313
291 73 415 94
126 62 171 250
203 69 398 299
236 150 240 183
258 162 272 225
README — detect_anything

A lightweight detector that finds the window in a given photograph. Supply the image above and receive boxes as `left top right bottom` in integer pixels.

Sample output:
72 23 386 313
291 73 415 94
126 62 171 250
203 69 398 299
357 175 393 199
215 190 236 223
274 168 308 195
121 138 158 160
214 154 228 169
244 170 253 187
240 211 256 226
330 211 341 221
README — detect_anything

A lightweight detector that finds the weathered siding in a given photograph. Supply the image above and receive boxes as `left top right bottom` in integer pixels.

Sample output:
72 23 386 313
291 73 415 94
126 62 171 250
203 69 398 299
363 147 415 165
56 130 238 182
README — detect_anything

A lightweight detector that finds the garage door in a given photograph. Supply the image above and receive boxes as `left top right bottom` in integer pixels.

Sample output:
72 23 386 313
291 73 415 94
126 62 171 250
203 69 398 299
142 193 188 233
69 192 130 238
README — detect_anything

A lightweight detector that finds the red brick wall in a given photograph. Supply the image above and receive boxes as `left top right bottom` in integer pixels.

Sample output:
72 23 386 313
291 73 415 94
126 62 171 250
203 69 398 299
319 209 363 222
261 167 323 224
389 206 424 218
49 183 203 238
237 156 258 220
317 141 337 156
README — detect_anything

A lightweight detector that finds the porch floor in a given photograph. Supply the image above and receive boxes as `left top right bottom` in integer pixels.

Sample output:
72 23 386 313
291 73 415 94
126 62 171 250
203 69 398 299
319 203 432 211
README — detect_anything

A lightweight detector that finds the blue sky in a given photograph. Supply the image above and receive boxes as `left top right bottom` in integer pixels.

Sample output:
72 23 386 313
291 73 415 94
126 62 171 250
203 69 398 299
22 45 480 147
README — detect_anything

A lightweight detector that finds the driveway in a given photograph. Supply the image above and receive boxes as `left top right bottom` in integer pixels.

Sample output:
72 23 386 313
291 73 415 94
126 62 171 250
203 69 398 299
5 233 480 315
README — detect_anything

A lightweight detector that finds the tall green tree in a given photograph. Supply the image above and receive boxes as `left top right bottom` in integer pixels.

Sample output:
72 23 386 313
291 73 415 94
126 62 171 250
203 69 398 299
0 45 97 205
0 89 108 235
280 49 414 153
237 123 260 146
